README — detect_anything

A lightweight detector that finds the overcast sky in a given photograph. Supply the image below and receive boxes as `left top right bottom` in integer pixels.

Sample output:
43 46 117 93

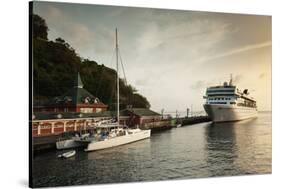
33 1 272 113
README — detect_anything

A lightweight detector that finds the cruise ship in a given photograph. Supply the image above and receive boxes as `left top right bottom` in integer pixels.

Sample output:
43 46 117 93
203 76 258 122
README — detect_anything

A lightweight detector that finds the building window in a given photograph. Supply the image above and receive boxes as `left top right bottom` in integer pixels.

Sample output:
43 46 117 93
80 108 93 113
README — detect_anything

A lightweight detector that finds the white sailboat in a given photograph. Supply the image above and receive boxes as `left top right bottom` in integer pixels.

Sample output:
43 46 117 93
84 29 151 152
56 133 90 150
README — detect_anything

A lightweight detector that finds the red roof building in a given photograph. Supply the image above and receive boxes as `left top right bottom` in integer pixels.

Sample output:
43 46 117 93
34 73 108 113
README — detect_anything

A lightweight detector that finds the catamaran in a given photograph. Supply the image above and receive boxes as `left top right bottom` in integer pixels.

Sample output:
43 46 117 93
77 29 151 151
55 119 113 150
56 132 91 150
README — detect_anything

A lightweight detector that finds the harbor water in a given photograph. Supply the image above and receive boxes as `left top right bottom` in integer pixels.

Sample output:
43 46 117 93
32 112 271 187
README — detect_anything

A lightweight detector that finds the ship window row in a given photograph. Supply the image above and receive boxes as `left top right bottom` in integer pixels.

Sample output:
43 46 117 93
207 92 235 94
237 102 257 108
207 90 235 93
207 94 236 97
208 97 232 100
209 102 227 104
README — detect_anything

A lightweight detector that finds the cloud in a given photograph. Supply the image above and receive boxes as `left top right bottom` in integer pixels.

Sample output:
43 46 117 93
190 75 243 90
135 79 148 86
190 80 207 90
36 5 114 59
258 73 266 79
135 18 233 70
45 5 63 18
200 41 271 63
233 74 243 83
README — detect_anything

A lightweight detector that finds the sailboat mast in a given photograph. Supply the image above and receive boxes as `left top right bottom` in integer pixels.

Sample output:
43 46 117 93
116 28 119 124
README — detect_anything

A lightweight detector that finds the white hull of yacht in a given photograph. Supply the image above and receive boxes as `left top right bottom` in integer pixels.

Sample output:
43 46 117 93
56 139 87 150
204 104 258 123
85 129 151 151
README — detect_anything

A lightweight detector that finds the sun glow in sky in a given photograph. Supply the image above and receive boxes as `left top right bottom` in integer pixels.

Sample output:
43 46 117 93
34 2 272 113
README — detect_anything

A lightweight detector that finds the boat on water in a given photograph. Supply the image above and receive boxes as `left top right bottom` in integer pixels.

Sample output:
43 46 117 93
82 125 151 151
58 150 76 158
203 75 258 122
56 132 91 150
55 118 117 150
176 124 182 128
79 29 151 152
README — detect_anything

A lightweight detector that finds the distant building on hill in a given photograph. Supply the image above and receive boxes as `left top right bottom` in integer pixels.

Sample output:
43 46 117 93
33 72 108 113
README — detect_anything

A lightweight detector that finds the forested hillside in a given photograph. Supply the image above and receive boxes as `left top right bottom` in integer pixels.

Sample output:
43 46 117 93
32 14 150 110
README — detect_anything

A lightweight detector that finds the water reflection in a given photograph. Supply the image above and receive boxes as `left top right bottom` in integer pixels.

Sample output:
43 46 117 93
204 121 239 176
85 138 153 183
203 116 270 176
32 113 271 187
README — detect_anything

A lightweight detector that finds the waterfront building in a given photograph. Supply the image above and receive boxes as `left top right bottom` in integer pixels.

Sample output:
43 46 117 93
32 111 113 136
32 108 161 137
121 108 162 127
34 73 108 113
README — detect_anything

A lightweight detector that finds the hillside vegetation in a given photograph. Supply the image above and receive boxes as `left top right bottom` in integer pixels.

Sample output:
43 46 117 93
32 14 150 110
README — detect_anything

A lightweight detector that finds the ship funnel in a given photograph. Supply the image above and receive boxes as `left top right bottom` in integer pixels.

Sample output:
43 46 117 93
243 89 249 95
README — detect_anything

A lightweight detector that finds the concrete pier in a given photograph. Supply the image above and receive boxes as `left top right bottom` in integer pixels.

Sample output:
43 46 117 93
141 120 172 133
32 116 211 153
181 116 211 126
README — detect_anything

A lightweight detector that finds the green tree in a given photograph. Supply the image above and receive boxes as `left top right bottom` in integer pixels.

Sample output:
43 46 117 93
32 14 48 40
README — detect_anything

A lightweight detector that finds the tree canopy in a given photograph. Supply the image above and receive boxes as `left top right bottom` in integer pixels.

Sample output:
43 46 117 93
32 14 48 40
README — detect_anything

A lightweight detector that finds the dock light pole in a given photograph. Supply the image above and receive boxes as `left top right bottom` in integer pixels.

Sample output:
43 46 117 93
186 108 190 118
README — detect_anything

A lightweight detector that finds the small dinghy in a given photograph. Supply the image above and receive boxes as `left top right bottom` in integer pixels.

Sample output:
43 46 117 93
176 124 182 128
58 150 76 158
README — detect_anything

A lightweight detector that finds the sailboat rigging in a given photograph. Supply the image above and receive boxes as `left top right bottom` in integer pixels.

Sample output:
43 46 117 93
81 28 151 152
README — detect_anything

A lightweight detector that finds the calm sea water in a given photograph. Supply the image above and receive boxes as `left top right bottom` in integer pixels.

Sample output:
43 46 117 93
32 112 272 187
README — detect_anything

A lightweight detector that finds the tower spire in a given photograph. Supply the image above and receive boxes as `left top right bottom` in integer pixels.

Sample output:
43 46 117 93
74 72 83 88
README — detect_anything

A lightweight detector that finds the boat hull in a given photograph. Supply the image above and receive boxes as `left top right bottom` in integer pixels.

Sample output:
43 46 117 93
58 150 76 158
56 139 87 150
204 104 258 123
85 129 151 151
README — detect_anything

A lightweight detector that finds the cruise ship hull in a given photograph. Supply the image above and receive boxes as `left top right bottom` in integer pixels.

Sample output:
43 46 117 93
204 104 258 123
84 129 151 151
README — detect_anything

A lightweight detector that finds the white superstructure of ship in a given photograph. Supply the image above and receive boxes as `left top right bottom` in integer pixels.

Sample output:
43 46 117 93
203 75 258 122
